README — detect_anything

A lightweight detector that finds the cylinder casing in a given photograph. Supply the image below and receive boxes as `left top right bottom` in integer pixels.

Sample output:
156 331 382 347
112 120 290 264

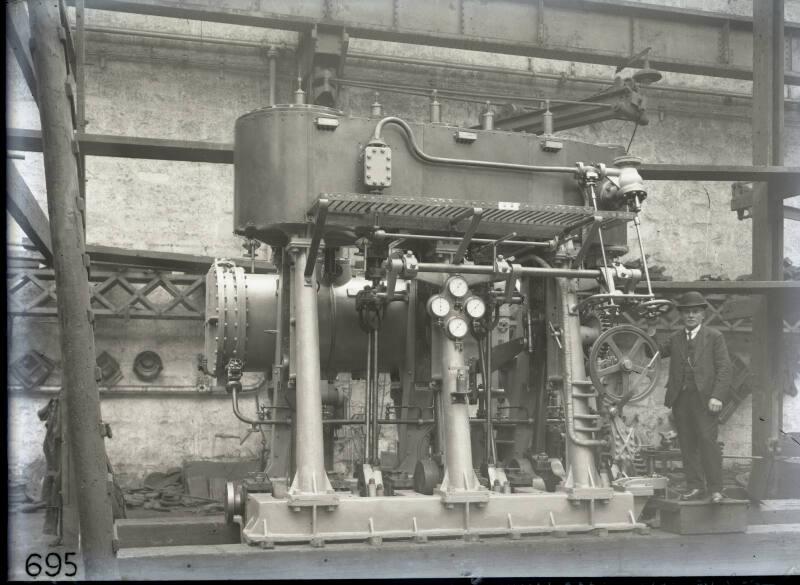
234 105 628 252
203 263 407 377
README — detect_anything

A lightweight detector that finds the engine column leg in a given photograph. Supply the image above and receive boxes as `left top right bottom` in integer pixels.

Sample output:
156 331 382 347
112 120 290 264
436 330 486 500
287 243 335 502
557 278 606 495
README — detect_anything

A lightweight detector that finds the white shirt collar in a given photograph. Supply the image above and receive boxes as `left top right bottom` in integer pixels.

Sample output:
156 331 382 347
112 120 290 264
685 323 701 340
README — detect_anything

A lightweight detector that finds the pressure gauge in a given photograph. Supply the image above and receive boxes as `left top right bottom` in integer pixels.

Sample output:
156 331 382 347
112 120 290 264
465 296 486 319
446 276 469 298
445 316 469 339
427 295 451 318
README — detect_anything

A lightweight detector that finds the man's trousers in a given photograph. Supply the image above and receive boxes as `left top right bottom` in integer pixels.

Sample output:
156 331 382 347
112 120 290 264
672 388 723 493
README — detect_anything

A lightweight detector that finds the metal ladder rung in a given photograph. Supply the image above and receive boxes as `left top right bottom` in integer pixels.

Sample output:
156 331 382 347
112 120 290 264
572 380 593 386
572 391 597 398
574 425 602 433
573 414 600 420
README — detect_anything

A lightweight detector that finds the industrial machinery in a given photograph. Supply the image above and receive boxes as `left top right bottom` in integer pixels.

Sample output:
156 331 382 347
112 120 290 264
203 93 673 547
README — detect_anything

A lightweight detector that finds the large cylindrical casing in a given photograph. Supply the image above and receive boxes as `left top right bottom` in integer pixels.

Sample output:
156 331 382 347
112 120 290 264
203 263 407 377
234 105 629 249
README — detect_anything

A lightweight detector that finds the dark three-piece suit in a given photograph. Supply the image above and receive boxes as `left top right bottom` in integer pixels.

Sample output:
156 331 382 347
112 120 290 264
660 326 732 493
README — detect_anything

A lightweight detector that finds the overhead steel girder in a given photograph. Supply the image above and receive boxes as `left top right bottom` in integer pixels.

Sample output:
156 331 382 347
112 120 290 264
69 0 800 83
10 127 799 196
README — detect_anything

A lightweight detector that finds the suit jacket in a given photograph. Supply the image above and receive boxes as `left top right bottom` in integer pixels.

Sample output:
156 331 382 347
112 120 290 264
660 325 732 408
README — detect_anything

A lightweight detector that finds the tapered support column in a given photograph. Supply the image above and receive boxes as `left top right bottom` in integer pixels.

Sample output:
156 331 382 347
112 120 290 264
287 243 334 501
28 0 118 578
436 331 485 499
557 278 604 493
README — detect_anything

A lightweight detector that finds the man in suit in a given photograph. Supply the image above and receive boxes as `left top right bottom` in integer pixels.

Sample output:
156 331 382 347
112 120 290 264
660 291 732 503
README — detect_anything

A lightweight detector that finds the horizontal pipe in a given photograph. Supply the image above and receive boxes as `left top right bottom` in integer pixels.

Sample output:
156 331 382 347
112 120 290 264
415 262 600 278
8 385 231 398
322 418 435 425
372 117 576 174
381 231 551 248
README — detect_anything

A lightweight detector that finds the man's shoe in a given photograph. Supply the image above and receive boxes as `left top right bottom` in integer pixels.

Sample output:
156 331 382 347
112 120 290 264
679 488 705 501
710 492 724 504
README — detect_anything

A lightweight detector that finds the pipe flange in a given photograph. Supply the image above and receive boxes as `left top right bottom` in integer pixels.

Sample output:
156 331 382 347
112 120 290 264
132 350 163 381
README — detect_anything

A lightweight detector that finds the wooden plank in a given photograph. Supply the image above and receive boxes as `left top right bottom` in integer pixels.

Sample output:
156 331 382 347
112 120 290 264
115 516 240 548
7 162 52 262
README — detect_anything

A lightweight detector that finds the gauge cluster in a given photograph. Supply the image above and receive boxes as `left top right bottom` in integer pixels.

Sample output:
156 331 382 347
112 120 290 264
425 276 488 340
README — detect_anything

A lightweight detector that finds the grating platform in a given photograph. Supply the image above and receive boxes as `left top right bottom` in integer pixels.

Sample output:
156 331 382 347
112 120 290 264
310 193 635 238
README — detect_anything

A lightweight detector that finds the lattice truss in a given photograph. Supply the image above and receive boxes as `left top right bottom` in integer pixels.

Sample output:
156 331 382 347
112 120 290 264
624 293 800 335
8 267 204 320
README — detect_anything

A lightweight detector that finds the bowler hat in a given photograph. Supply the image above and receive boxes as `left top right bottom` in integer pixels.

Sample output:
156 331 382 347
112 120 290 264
675 291 706 309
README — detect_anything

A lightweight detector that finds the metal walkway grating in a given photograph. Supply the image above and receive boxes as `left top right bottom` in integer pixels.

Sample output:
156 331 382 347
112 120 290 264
310 193 635 236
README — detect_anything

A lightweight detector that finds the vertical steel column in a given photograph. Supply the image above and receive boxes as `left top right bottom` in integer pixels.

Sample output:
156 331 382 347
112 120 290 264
288 245 333 496
750 0 785 494
438 331 481 492
27 0 117 577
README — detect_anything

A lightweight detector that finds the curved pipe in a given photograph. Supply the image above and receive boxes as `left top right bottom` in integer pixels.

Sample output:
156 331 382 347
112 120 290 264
231 384 291 426
372 117 577 175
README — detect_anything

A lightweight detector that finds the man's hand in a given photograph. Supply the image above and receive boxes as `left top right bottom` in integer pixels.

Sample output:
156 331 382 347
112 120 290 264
708 398 723 413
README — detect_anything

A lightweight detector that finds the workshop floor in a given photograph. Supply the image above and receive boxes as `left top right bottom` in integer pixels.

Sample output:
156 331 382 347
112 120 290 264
9 504 800 580
7 505 187 580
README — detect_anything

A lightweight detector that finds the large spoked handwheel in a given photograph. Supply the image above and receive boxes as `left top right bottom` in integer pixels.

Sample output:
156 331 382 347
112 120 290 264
588 325 661 404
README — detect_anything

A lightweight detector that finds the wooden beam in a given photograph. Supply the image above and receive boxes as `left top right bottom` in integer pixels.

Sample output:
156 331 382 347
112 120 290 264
6 161 52 262
6 1 38 105
784 205 800 221
7 128 233 164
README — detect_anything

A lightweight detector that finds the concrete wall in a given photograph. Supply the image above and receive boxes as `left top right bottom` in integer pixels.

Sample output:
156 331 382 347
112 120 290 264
7 0 800 483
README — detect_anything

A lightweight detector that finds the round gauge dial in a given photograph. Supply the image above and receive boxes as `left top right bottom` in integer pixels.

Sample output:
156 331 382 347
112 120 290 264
427 295 451 318
446 276 469 298
446 316 469 339
465 297 486 319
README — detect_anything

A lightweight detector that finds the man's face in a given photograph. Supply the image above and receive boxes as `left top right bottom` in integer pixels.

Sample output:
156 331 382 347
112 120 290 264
679 306 705 329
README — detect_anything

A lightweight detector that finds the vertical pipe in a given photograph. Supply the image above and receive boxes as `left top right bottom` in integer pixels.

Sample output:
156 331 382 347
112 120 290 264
27 0 117 577
267 46 277 106
371 332 380 463
485 332 494 465
430 90 441 123
288 246 332 495
364 330 372 463
439 332 479 491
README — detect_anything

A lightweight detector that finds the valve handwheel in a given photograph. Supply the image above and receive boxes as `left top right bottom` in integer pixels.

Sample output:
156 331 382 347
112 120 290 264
588 325 661 403
634 298 675 320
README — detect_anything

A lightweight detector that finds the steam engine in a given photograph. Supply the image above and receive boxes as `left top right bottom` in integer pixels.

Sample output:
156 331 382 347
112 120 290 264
203 102 672 545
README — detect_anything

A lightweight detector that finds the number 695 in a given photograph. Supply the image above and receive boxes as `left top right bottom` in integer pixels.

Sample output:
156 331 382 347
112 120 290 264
25 552 78 577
